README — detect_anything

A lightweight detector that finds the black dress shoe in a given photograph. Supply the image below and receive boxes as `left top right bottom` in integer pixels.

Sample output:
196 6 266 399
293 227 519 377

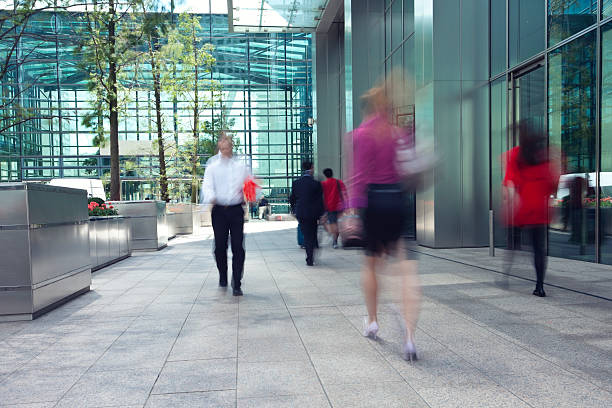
233 288 243 296
306 261 314 266
219 280 228 288
532 288 546 297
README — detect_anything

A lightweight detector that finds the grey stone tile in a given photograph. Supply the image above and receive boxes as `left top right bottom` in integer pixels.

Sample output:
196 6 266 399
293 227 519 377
415 384 531 408
0 403 56 408
90 342 172 371
168 332 237 361
153 358 236 394
310 352 403 386
145 390 235 408
237 394 331 408
237 360 323 398
55 368 159 408
325 382 428 408
238 336 309 363
0 367 84 405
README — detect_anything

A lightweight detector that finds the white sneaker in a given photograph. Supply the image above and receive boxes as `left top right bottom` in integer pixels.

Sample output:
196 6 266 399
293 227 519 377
362 318 379 339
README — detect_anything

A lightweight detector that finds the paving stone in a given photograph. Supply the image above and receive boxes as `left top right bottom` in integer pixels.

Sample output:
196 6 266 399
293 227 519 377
237 394 331 408
145 390 235 408
55 368 159 407
153 358 236 394
325 381 428 407
237 360 323 398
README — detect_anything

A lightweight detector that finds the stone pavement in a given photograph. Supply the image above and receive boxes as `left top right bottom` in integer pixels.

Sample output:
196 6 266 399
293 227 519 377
0 221 611 408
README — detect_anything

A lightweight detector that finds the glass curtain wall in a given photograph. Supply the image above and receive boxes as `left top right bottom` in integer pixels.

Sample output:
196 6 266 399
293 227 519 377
384 0 415 238
490 0 612 264
0 8 312 204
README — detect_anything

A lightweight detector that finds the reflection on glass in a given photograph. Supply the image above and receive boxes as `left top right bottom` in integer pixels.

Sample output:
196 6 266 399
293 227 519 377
509 0 545 67
491 0 506 75
604 0 612 19
548 0 597 46
600 22 612 264
548 31 596 262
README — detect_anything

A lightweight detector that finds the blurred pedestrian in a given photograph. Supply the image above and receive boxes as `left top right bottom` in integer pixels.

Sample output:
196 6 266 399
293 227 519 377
321 168 346 248
502 122 559 297
258 196 269 220
290 161 325 266
202 134 250 296
249 201 258 219
347 77 421 361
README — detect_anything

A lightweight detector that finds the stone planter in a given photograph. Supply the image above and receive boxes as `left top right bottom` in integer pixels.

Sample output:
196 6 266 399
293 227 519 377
89 216 131 271
108 200 168 251
0 183 91 321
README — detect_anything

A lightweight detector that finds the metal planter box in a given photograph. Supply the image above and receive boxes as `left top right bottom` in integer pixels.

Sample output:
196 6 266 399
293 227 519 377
167 203 201 235
0 183 91 321
89 216 131 271
108 200 168 251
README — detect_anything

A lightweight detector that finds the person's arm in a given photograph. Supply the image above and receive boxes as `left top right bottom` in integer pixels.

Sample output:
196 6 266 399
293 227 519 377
202 165 216 204
316 181 325 218
348 130 374 209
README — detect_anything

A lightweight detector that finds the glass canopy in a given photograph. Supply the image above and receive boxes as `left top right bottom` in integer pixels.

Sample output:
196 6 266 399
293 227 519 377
229 0 327 32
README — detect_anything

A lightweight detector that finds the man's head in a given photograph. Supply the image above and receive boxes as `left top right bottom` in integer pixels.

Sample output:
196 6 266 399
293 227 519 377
302 161 314 174
218 134 233 158
323 168 333 179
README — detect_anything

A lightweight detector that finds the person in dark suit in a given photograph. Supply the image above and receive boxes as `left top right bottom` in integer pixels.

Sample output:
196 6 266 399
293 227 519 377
290 161 324 266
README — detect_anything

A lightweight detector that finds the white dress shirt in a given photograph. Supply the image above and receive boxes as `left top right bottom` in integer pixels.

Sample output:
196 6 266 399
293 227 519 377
201 153 249 206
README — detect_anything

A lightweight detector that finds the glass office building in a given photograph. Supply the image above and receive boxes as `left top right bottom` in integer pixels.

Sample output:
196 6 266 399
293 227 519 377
0 4 313 204
314 0 612 264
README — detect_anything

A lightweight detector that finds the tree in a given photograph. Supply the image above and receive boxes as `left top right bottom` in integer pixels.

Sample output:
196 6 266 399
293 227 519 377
141 2 171 201
77 0 145 200
163 13 218 203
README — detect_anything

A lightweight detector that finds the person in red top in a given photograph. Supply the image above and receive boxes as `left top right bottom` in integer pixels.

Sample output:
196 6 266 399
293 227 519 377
502 122 560 297
321 168 346 248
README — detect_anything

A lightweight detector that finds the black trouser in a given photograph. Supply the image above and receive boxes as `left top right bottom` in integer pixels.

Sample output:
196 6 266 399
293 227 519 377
527 225 547 289
298 217 318 264
212 204 245 289
507 225 547 288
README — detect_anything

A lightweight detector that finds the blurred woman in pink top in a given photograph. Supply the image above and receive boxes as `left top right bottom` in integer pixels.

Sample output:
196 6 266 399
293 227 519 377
347 76 421 361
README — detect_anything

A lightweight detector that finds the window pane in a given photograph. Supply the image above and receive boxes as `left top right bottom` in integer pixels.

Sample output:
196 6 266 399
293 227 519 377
391 0 402 51
603 0 612 19
600 22 612 264
509 0 545 66
548 0 597 47
548 31 596 262
490 77 508 247
491 0 507 75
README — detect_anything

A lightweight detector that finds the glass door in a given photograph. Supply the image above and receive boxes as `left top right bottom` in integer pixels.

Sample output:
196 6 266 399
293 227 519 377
501 62 546 249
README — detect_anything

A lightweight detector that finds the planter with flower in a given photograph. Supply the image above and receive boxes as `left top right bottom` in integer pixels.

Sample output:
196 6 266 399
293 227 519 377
88 198 130 271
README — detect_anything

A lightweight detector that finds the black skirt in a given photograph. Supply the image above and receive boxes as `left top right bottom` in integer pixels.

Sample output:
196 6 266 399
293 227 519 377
363 184 406 256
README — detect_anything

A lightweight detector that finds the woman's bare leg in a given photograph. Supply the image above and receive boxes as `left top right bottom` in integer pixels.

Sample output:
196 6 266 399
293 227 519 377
401 259 421 341
362 255 380 324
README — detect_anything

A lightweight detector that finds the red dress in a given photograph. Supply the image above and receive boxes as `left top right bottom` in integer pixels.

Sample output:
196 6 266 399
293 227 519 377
503 147 559 226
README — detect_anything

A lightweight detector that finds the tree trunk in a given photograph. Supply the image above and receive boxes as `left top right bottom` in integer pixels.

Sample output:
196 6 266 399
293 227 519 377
191 31 199 203
108 0 120 201
149 38 168 202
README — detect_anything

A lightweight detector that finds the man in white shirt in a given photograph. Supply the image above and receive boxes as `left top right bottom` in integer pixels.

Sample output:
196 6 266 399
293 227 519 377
202 135 250 296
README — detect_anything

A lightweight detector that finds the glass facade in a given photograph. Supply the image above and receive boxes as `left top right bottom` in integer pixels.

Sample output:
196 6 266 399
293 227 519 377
490 0 612 264
0 8 313 203
384 0 415 238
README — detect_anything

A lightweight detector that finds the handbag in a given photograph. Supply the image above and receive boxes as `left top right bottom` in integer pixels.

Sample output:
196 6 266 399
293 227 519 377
338 212 365 248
